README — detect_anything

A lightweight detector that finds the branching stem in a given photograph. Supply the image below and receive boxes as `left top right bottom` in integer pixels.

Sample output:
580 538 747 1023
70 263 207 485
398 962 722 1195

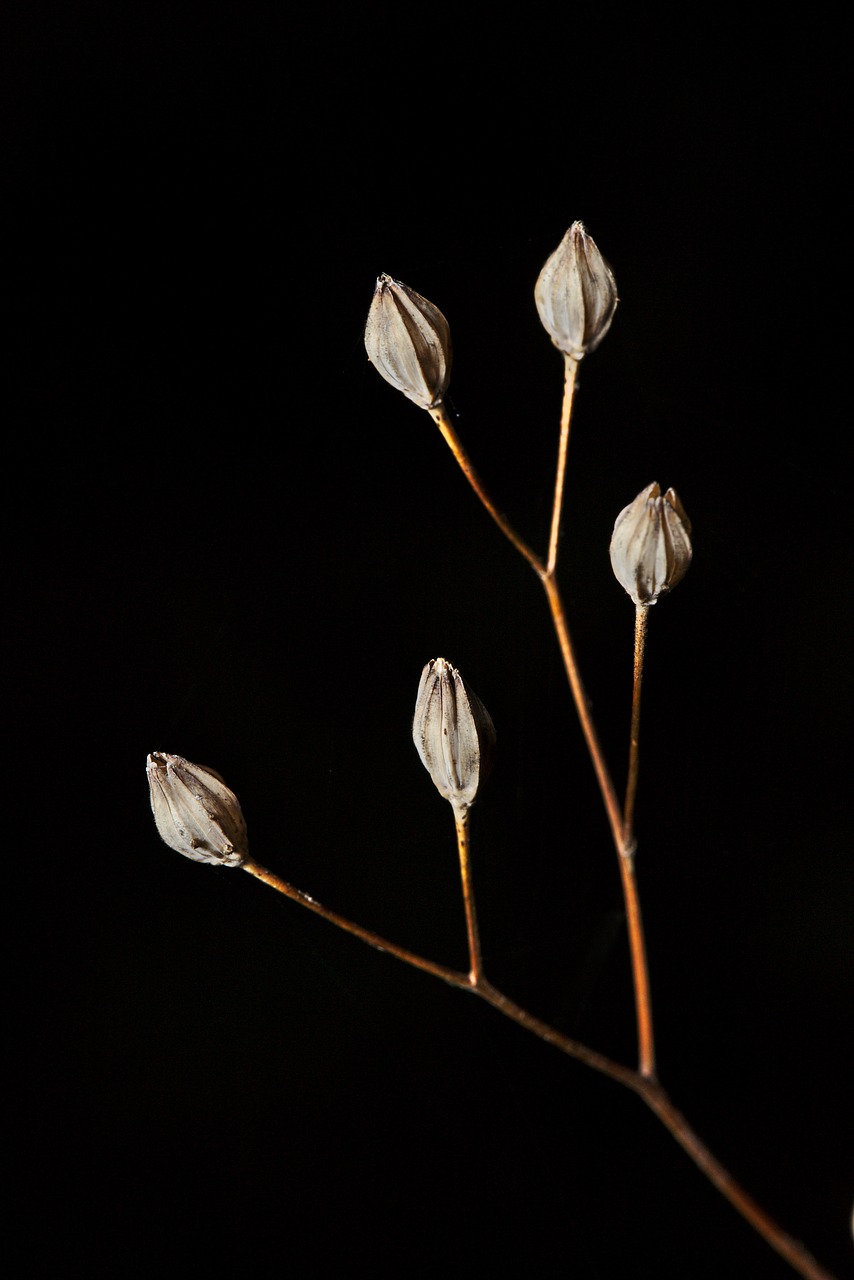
547 354 578 574
241 855 835 1280
428 405 544 576
418 373 844 1272
432 375 656 1079
242 858 465 987
238 356 838 1279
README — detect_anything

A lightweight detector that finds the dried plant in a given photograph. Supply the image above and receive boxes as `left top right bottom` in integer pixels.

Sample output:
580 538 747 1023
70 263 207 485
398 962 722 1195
147 222 840 1280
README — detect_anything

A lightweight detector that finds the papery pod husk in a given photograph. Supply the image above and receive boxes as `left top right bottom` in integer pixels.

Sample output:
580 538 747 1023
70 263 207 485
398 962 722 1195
609 482 692 606
364 274 452 410
535 221 618 360
147 752 248 866
412 658 495 815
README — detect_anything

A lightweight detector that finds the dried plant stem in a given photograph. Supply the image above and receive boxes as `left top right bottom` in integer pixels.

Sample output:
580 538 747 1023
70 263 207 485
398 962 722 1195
636 1087 836 1280
431 383 656 1079
240 856 623 1077
428 405 544 575
454 809 483 983
241 854 835 1280
241 858 465 987
624 602 649 849
352 389 842 1276
546 354 578 574
543 573 656 1079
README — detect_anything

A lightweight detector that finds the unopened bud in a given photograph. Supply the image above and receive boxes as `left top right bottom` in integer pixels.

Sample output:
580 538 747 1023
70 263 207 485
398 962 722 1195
146 752 248 867
413 658 496 817
609 483 692 606
364 274 452 410
535 221 618 360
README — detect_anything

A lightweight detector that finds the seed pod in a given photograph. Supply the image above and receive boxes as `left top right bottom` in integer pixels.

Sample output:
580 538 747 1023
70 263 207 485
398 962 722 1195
146 752 248 867
364 274 452 410
535 221 618 359
412 658 495 817
609 483 693 606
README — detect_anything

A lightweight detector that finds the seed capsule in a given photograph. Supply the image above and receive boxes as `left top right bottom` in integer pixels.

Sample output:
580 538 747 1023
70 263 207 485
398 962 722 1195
364 274 452 410
535 221 618 360
146 752 248 867
609 483 693 606
412 658 495 817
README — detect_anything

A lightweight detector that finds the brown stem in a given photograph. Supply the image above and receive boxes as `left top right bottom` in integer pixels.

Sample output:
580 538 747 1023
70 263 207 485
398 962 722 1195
540 573 624 847
428 403 544 575
635 1081 837 1280
454 809 483 983
543 572 656 1078
240 855 837 1280
623 602 649 849
358 380 833 1275
241 855 636 1086
241 858 469 989
430 390 657 1081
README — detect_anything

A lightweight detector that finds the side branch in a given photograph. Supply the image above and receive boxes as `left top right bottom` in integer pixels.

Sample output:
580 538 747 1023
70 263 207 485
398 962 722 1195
241 858 469 988
429 403 545 576
241 854 836 1280
623 602 649 847
426 385 657 1080
541 573 656 1079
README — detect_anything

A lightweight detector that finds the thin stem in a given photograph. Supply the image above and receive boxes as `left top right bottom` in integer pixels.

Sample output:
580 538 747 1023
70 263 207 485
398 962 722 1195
623 602 649 849
475 978 638 1089
429 392 657 1081
618 851 655 1077
428 403 544 576
477 990 837 1278
241 858 469 989
240 854 836 1280
546 354 578 574
543 574 657 1077
620 601 655 1077
454 808 483 983
541 573 624 849
241 855 630 1081
385 384 830 1274
636 1082 837 1280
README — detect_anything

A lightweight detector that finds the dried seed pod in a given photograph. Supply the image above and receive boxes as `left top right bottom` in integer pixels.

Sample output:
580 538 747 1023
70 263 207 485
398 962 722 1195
535 221 618 359
364 274 452 410
609 483 693 606
412 658 495 817
146 752 248 867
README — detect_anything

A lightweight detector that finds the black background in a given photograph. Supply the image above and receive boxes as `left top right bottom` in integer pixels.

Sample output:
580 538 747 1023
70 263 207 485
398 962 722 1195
6 6 852 1278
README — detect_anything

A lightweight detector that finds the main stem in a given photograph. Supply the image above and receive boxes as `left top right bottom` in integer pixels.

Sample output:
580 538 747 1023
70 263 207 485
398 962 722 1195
431 369 656 1079
543 575 656 1079
428 405 544 576
240 855 835 1280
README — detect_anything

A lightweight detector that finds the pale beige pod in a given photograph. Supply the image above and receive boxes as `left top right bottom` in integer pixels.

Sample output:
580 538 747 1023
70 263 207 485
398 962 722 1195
364 274 452 410
535 221 618 360
412 658 495 817
146 752 248 867
609 482 693 606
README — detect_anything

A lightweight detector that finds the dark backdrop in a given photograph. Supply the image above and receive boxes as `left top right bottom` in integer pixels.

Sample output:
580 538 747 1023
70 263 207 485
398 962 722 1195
6 7 852 1278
